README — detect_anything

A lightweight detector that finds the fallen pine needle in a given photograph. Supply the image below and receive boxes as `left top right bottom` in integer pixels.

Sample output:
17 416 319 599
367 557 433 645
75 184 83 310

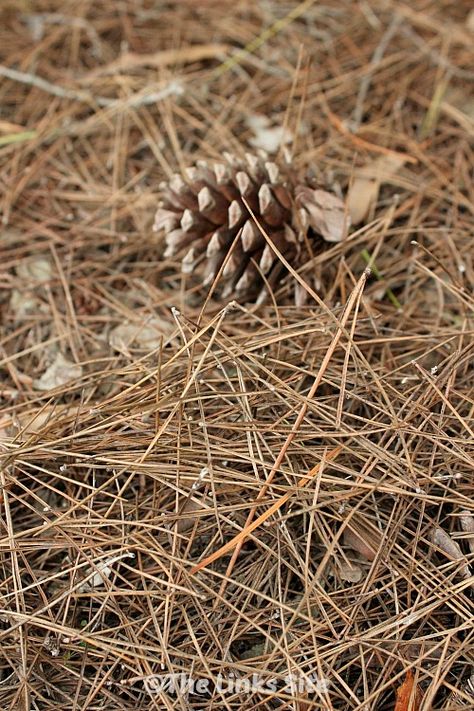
190 445 342 574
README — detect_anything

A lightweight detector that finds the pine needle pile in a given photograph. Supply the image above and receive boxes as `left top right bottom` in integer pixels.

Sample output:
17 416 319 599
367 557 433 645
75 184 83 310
0 1 473 710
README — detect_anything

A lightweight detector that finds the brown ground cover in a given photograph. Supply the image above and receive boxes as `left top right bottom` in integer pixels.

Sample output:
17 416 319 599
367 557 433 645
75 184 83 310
0 1 473 708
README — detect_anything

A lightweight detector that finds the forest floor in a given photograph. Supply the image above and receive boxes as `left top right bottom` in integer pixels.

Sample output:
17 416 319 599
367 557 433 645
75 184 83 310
0 1 473 709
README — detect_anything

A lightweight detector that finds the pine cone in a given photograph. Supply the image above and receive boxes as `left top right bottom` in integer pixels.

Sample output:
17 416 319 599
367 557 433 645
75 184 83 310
154 152 349 304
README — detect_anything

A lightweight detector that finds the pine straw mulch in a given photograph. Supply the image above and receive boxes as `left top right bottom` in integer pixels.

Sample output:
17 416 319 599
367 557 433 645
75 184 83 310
0 1 474 709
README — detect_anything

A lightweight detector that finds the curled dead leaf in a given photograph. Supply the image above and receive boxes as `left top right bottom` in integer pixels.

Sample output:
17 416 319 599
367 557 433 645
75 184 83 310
430 526 471 579
77 552 135 592
347 154 406 225
459 511 474 554
343 524 379 561
467 9 474 33
16 255 52 282
9 289 43 320
33 353 83 391
0 405 71 440
339 561 363 583
176 496 209 533
246 114 293 153
296 186 349 242
109 317 172 352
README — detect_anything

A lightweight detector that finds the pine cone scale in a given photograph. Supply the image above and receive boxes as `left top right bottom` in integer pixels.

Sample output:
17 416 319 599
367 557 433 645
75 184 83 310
241 220 261 252
228 200 245 230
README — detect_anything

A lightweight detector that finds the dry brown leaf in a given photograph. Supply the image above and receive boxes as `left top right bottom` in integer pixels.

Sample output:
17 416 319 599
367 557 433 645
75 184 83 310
246 114 293 153
176 496 209 533
9 289 42 320
77 552 135 592
467 9 474 33
33 353 83 391
395 670 422 711
10 255 52 320
16 255 52 282
347 154 406 225
82 44 229 80
430 526 471 579
296 187 349 242
459 511 474 554
109 317 172 352
0 404 76 441
343 524 378 561
339 561 363 582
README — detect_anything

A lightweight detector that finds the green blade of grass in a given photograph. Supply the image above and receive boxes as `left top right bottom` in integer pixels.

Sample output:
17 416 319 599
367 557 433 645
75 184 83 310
361 248 402 309
0 130 37 146
212 0 317 77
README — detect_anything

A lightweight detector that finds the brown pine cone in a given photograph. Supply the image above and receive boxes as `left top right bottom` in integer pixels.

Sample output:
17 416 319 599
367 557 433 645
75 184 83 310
154 152 349 304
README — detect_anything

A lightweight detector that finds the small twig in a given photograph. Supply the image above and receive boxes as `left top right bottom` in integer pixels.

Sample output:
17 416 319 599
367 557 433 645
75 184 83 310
80 44 229 80
0 64 99 103
0 64 183 109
